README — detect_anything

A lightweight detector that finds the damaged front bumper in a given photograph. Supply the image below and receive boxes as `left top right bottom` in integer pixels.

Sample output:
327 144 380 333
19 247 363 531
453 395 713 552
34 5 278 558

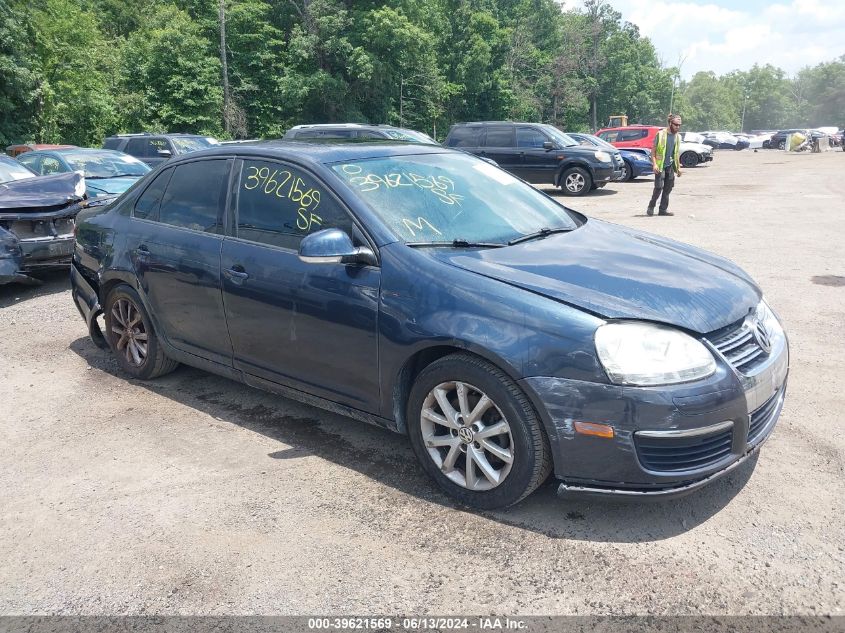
0 209 79 285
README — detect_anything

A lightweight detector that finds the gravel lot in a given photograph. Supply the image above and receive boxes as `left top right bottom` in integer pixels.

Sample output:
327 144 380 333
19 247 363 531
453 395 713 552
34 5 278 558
1 150 843 616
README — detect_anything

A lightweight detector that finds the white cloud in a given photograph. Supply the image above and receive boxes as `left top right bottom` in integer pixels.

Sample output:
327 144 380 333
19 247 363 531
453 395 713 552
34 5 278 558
564 0 845 78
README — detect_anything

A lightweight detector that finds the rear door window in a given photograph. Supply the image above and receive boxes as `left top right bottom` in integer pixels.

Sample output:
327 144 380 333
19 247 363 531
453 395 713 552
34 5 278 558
157 159 230 233
234 159 352 250
483 126 515 148
125 137 170 158
445 126 482 148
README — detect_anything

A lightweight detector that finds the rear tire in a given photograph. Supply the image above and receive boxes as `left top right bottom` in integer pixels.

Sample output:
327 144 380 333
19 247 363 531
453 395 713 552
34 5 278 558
104 284 178 380
407 353 552 509
559 166 592 196
622 161 633 181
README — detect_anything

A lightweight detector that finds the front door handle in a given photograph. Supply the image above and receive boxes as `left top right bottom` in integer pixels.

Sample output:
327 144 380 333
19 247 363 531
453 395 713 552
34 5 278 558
224 267 249 283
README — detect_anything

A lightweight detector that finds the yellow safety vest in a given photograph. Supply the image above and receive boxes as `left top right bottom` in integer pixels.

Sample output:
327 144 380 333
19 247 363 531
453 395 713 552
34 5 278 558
654 128 681 171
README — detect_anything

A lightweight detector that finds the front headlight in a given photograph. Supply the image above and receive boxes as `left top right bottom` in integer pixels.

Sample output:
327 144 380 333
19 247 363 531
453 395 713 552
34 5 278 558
594 150 612 163
756 299 784 340
595 322 716 386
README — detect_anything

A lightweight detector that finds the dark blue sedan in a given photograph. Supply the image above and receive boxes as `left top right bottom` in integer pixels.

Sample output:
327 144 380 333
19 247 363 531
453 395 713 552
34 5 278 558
568 132 653 181
71 141 788 508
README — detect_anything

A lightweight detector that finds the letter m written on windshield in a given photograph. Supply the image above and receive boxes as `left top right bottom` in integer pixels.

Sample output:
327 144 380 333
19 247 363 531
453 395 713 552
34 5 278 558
402 217 442 237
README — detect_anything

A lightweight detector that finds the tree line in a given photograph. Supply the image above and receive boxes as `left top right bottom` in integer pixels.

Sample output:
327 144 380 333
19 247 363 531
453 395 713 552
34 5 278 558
1 0 843 147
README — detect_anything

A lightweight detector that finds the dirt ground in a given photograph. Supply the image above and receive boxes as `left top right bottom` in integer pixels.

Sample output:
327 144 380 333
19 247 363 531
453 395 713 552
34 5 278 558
0 150 843 616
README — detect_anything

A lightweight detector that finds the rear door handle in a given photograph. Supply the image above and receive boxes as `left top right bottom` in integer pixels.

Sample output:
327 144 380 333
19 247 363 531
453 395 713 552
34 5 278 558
136 245 150 259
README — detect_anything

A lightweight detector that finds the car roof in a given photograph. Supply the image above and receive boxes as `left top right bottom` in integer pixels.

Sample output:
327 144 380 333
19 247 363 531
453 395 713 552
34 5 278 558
20 148 128 157
106 133 212 139
165 139 452 165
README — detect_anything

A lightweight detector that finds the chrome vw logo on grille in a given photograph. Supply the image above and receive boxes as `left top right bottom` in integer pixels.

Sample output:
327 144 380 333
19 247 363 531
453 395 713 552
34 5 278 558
751 318 772 354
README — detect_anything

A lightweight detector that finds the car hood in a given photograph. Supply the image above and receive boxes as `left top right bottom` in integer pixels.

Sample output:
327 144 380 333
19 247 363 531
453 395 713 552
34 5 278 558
426 219 760 334
0 172 85 210
85 176 141 196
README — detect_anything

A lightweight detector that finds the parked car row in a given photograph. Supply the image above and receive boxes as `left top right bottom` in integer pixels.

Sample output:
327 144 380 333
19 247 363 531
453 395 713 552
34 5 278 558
595 124 715 168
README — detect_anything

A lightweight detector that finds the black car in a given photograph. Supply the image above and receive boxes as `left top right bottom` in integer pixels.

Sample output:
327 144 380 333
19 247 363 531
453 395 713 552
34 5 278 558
284 123 437 144
763 129 807 150
70 140 788 508
444 122 624 196
103 133 220 167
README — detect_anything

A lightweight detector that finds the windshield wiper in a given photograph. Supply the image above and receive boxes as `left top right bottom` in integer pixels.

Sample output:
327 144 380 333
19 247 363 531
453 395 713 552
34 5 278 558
508 227 573 246
406 239 505 248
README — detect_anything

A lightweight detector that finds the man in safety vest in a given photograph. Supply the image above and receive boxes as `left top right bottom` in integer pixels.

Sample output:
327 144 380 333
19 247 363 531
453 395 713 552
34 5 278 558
647 114 683 216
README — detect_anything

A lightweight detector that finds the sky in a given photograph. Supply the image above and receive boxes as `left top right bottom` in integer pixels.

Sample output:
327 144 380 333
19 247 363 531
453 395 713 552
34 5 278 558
559 0 845 79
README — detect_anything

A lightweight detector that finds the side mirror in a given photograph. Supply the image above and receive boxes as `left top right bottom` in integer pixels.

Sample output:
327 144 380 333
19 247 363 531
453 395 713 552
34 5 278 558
542 141 554 151
156 149 172 158
298 228 377 266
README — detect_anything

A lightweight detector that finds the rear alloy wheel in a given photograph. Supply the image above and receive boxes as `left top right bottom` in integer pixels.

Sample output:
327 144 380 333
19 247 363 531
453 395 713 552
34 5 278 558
408 353 552 509
104 285 178 380
680 151 699 168
559 166 592 196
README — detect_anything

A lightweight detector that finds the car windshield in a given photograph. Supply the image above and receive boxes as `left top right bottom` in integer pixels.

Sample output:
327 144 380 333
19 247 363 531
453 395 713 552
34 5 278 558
331 153 579 245
382 129 439 145
62 151 150 178
575 134 614 149
0 158 36 183
171 137 218 152
541 126 578 148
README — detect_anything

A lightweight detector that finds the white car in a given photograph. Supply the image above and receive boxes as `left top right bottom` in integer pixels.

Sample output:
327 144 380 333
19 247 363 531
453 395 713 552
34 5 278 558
677 133 714 167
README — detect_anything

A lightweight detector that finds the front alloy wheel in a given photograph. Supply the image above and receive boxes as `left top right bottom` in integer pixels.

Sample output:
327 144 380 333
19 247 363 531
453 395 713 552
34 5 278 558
407 353 552 509
420 381 514 491
559 166 592 196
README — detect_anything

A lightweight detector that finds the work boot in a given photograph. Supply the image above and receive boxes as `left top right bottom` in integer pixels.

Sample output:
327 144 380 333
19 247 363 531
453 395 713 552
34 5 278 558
646 206 654 216
658 211 674 216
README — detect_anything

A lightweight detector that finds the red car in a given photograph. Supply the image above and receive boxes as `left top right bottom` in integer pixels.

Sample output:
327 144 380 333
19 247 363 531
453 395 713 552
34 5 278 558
595 125 660 151
5 143 77 158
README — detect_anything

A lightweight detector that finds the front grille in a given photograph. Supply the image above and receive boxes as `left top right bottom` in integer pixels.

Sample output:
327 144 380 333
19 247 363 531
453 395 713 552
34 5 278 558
707 321 768 373
635 424 734 472
748 388 782 444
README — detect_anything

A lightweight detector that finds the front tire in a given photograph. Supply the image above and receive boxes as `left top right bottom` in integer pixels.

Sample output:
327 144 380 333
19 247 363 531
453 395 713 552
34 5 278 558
559 166 592 196
104 284 178 379
622 161 633 181
680 151 699 168
407 353 552 509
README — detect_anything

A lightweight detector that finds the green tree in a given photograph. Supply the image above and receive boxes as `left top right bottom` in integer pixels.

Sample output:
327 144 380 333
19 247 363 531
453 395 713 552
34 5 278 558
119 4 222 134
29 0 117 145
0 1 41 144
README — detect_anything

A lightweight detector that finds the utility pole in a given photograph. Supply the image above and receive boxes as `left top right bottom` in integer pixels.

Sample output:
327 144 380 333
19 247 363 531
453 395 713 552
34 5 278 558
740 92 749 133
219 0 231 136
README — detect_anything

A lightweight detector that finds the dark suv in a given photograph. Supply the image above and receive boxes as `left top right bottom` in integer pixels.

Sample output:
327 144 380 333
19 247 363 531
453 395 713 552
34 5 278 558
284 124 437 144
444 122 623 196
102 133 220 167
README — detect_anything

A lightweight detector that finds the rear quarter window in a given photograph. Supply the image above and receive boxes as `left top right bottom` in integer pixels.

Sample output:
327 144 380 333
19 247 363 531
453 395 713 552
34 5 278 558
103 138 123 150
